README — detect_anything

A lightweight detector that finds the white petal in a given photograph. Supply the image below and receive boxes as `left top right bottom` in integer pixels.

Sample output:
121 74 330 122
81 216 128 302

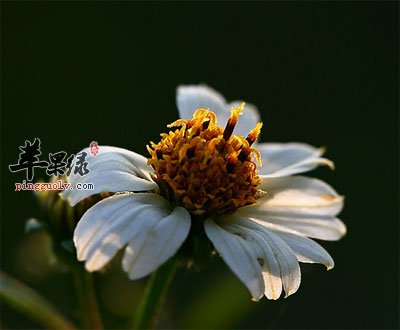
257 143 334 178
204 219 265 301
239 176 346 241
258 176 344 217
74 193 147 261
75 193 166 267
61 146 157 206
269 230 334 269
82 194 166 268
228 101 261 138
74 193 190 275
250 214 346 241
122 205 191 280
176 85 227 120
220 222 282 300
222 216 301 298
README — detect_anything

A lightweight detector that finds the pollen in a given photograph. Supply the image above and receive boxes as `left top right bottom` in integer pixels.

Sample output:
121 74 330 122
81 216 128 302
147 104 263 216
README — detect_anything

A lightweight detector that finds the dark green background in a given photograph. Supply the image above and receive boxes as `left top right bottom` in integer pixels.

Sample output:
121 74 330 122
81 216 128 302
1 1 398 329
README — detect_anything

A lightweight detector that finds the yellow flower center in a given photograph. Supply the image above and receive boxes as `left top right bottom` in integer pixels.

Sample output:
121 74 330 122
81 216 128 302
147 103 263 216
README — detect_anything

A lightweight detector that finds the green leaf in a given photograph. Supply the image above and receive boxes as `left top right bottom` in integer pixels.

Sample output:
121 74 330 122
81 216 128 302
0 271 77 330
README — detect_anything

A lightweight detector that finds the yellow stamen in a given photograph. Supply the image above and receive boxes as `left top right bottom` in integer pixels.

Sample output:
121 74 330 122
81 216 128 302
223 102 245 140
246 122 263 146
148 106 263 216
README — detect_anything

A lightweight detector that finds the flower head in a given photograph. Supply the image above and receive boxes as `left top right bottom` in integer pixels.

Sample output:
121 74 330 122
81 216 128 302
148 104 262 215
61 85 345 301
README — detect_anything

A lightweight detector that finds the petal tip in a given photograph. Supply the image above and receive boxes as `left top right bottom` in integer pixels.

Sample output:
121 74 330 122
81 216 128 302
265 292 281 300
324 257 335 271
326 263 335 271
84 261 96 272
318 146 327 154
284 287 299 298
320 158 335 170
339 221 347 237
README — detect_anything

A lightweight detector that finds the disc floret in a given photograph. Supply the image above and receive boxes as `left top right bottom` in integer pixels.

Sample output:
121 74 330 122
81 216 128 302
148 104 262 216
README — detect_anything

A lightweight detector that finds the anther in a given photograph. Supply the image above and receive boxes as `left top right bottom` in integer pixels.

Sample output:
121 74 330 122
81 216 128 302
167 119 187 128
246 122 263 146
238 122 263 163
223 103 245 140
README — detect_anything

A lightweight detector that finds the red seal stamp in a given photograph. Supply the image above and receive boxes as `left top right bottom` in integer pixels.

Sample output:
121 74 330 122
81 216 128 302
89 141 99 157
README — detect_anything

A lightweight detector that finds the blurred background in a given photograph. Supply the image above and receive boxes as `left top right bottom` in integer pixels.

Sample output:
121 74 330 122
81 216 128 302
1 2 398 329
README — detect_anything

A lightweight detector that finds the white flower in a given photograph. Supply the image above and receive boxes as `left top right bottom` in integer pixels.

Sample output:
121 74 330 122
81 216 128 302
62 85 345 301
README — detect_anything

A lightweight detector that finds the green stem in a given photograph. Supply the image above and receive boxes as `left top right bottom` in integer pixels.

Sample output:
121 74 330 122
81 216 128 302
72 264 103 330
0 271 77 330
134 258 179 330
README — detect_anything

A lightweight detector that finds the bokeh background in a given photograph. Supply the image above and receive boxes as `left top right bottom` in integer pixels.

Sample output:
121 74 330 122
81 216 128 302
1 2 398 329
